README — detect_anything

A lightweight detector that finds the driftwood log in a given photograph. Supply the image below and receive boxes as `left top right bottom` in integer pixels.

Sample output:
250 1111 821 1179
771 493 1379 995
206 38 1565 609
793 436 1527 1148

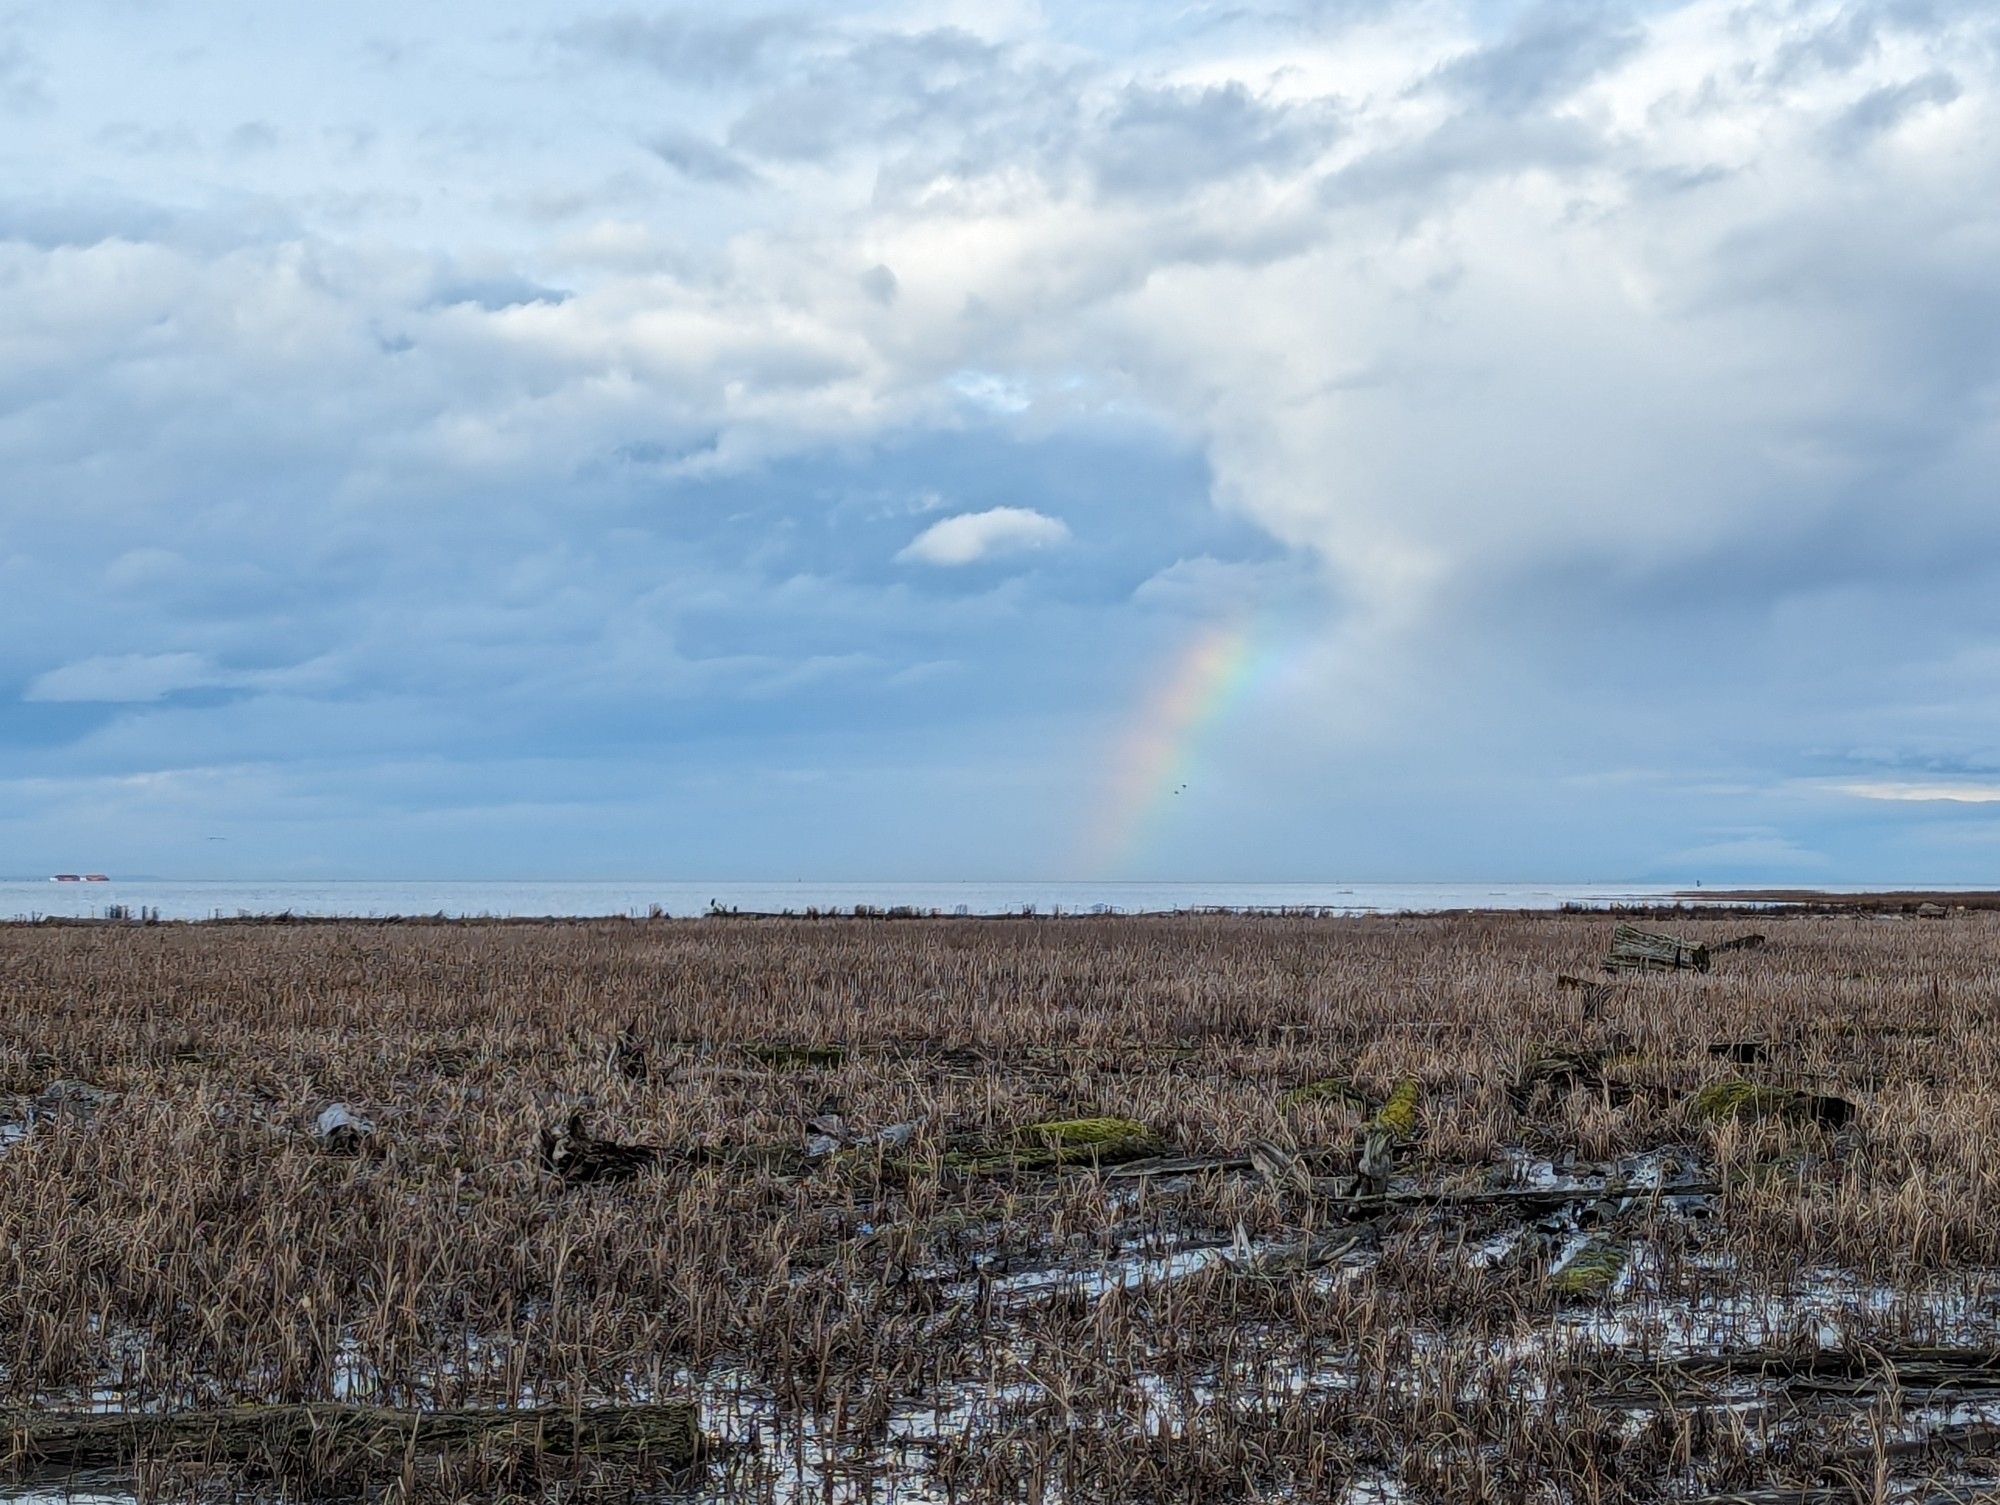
1605 923 1711 974
1582 1346 2000 1402
1 1401 703 1484
1604 924 1767 975
1105 1153 1719 1213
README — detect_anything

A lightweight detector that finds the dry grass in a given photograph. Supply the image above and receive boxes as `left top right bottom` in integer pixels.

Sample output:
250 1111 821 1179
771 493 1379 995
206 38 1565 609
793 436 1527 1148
3 911 1999 1502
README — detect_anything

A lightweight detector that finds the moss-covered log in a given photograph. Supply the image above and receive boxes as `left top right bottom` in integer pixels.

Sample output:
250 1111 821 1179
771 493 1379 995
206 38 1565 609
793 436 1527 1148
1369 1080 1421 1138
1687 1078 1855 1130
742 1043 847 1068
1549 1239 1627 1301
946 1116 1164 1174
1279 1077 1370 1110
1 1401 703 1483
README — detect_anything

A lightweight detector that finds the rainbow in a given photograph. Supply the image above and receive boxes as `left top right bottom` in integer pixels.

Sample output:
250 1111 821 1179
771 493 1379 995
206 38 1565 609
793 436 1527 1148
1080 617 1264 874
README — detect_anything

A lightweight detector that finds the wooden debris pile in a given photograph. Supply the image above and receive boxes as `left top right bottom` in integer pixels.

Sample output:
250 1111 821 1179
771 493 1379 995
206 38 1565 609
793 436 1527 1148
538 1113 661 1187
1604 923 1766 975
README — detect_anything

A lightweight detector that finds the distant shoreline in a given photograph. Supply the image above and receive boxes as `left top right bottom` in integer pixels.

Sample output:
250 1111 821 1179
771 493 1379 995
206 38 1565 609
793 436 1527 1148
1672 888 2000 912
9 892 1988 925
4 880 1991 925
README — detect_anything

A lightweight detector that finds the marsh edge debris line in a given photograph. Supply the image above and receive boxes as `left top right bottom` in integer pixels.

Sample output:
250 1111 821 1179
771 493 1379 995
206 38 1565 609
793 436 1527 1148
2 911 1998 1501
0 1400 702 1485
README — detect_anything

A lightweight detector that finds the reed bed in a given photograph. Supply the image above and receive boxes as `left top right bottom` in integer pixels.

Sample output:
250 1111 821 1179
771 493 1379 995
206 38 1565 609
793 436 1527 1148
2 911 1998 1502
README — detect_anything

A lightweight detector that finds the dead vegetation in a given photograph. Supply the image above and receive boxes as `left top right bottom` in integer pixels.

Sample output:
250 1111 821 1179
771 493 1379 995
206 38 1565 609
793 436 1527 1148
0 911 1997 1502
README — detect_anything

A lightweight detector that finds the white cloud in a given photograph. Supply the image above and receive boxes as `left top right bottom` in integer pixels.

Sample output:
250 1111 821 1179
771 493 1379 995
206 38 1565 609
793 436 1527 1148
896 506 1070 566
1833 782 2000 805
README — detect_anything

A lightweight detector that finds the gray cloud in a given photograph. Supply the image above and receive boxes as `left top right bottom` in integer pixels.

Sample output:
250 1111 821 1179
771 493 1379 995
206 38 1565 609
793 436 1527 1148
724 27 1080 170
559 12 818 86
1435 3 1640 115
424 273 570 311
226 120 279 154
1088 82 1340 197
1319 110 1603 209
1827 68 1961 152
647 125 759 184
0 35 46 111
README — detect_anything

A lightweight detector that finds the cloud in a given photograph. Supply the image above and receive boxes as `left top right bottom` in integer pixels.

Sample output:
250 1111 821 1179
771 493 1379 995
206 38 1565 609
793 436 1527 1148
1826 70 1962 154
1086 82 1338 198
557 13 818 87
425 267 570 311
1 0 1999 878
0 35 47 112
1832 782 2000 805
25 653 225 703
897 507 1071 566
1131 556 1314 616
23 652 337 704
648 126 759 185
1435 3 1639 115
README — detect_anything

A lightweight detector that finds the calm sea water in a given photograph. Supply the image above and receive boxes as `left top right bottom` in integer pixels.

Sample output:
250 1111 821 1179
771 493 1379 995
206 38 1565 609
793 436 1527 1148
0 878 1768 922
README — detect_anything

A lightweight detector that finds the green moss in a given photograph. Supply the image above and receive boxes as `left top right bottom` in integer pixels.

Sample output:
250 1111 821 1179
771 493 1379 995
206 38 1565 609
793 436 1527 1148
1015 1117 1152 1148
1602 1052 1655 1075
947 1116 1164 1174
1689 1077 1854 1130
1280 1078 1370 1110
1549 1239 1626 1300
1370 1080 1421 1139
743 1044 848 1068
1688 1078 1765 1121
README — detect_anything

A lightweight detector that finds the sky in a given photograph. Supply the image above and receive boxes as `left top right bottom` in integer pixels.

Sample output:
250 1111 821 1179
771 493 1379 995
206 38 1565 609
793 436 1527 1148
4 0 2000 883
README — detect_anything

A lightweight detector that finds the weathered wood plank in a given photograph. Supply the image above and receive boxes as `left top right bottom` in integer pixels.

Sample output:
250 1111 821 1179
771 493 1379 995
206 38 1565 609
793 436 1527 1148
1605 922 1710 974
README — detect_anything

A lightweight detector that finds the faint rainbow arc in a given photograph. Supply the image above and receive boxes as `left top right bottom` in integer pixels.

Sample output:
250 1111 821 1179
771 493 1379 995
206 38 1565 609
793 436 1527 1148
1081 618 1262 874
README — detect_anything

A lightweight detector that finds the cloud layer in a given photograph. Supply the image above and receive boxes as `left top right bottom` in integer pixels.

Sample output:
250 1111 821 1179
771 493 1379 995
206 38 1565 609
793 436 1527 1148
4 0 2000 880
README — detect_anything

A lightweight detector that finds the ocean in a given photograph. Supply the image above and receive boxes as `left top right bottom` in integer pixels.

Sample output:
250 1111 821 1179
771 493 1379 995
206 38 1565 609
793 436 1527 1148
0 878 1765 922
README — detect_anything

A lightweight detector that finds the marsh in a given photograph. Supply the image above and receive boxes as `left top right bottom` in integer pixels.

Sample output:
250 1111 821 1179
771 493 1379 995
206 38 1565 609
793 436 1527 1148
2 912 1996 1502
